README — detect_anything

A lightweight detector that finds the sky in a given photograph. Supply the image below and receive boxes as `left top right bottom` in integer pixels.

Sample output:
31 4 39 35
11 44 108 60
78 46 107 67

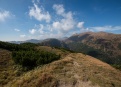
0 0 121 41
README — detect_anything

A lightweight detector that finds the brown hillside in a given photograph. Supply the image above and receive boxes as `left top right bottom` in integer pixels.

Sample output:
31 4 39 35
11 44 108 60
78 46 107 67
66 32 121 49
5 53 121 87
66 32 121 59
0 49 17 86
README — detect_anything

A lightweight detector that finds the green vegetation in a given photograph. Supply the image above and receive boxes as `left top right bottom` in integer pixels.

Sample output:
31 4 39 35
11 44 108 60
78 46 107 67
1 41 121 87
0 41 37 51
67 42 102 57
112 64 121 70
0 41 60 70
67 42 121 70
118 43 121 50
5 53 121 87
12 50 60 69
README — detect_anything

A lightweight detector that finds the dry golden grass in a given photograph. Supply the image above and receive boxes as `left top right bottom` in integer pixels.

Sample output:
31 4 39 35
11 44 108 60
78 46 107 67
0 49 26 87
0 49 16 86
4 53 121 87
0 49 13 85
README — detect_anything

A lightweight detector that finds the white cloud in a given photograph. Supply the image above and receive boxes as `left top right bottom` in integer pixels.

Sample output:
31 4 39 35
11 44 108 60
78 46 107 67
77 22 84 28
29 3 51 22
38 24 44 34
53 4 73 19
53 4 65 15
52 18 75 32
37 31 64 40
29 29 36 34
52 4 75 32
14 29 20 32
0 10 10 22
77 22 89 33
38 29 44 34
38 24 54 34
89 26 121 31
77 23 121 33
53 21 60 29
20 34 26 38
27 4 88 40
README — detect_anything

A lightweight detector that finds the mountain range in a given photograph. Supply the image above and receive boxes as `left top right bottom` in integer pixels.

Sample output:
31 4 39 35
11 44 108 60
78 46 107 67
29 32 120 67
9 39 42 44
9 32 121 67
1 31 121 87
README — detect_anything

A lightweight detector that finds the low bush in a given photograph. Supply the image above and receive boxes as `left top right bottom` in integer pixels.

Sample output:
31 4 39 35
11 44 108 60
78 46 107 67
12 50 60 69
0 41 60 70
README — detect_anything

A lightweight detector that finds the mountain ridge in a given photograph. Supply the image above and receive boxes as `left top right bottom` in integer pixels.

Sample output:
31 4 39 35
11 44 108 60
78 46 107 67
37 32 121 69
4 52 121 87
5 31 121 69
1 40 121 87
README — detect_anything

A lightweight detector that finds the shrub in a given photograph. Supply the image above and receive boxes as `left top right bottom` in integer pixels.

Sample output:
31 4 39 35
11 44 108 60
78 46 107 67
12 50 60 69
118 43 121 50
0 41 60 69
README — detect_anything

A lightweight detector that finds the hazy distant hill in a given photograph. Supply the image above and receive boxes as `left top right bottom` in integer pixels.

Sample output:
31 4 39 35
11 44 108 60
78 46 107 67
9 39 41 44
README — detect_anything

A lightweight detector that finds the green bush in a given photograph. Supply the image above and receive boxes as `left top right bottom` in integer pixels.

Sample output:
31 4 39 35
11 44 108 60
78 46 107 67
112 64 121 70
118 43 121 50
12 50 60 69
0 41 60 69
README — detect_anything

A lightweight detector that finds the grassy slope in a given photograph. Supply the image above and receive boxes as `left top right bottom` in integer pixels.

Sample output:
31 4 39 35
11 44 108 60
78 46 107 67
0 49 23 86
5 53 121 87
0 46 70 87
66 32 121 65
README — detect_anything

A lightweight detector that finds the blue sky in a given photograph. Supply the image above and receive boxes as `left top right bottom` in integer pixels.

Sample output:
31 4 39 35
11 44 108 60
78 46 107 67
0 0 121 41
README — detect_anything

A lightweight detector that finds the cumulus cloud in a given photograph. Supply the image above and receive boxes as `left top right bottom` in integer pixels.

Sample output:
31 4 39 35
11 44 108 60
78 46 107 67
38 24 44 34
20 34 26 38
27 3 87 40
76 22 90 32
52 4 75 32
52 18 75 32
77 22 84 28
29 3 51 22
0 10 10 22
29 29 36 34
14 29 20 32
53 4 65 15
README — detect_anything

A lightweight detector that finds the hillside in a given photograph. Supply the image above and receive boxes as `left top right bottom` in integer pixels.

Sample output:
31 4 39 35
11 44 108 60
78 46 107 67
64 32 121 67
0 41 69 86
0 49 20 86
37 32 121 69
66 31 121 53
0 41 121 87
5 53 121 87
39 38 68 49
